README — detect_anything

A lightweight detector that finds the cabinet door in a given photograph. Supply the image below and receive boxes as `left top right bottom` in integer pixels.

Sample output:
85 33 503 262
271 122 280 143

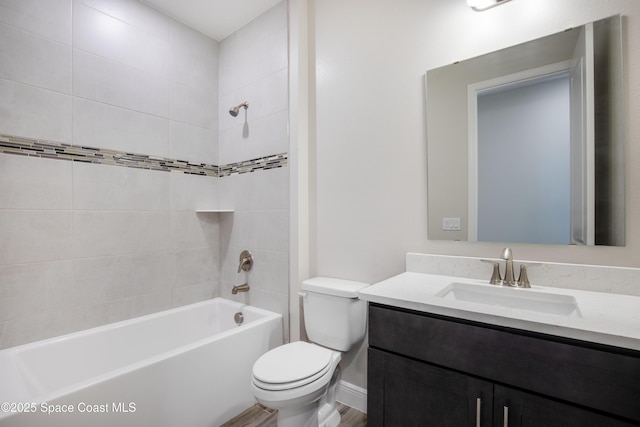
494 385 638 427
369 348 493 427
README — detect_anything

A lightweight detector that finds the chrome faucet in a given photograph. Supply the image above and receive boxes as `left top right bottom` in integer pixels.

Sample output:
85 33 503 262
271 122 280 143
501 247 516 286
482 248 541 288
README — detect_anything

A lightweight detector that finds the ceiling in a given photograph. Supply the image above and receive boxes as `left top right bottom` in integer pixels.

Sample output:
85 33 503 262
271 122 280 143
141 0 283 41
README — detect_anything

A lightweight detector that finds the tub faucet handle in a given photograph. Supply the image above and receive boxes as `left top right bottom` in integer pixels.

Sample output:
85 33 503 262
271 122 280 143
237 250 253 273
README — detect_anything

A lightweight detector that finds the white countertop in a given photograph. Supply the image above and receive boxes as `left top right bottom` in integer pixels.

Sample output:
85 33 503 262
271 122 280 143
358 272 640 351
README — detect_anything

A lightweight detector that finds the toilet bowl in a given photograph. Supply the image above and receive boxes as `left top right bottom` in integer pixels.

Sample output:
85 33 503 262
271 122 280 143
250 277 369 427
252 341 342 427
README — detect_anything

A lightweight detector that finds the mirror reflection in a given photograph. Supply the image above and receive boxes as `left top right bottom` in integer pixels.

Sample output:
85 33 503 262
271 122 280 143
426 15 624 246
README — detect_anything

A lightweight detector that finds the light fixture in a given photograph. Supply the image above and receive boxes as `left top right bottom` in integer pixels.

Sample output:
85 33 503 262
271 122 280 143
467 0 512 11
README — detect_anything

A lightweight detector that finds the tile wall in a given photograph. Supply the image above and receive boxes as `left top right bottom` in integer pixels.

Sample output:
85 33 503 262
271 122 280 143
0 0 289 348
218 1 290 340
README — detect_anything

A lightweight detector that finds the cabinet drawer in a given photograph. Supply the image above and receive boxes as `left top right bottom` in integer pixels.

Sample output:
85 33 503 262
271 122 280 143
369 304 640 423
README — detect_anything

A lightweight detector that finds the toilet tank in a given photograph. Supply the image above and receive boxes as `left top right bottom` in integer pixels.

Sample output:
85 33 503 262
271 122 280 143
301 277 369 352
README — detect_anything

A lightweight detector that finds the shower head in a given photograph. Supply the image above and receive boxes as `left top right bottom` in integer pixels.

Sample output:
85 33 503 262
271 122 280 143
229 102 249 117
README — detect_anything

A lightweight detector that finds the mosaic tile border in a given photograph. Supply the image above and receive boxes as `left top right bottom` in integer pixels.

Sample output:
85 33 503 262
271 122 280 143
0 134 287 177
219 153 288 177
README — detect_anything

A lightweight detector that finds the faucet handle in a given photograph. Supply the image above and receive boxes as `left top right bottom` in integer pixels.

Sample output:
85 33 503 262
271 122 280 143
237 250 253 273
480 259 502 285
517 263 541 288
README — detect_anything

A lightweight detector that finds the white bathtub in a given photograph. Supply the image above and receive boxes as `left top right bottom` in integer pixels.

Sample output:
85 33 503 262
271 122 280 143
0 298 282 427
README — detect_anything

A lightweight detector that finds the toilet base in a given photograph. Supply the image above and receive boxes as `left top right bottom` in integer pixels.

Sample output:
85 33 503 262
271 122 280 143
318 406 340 427
317 365 341 427
276 401 319 427
258 363 343 427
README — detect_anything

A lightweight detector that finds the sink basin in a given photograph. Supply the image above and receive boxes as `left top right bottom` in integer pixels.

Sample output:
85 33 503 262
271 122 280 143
435 282 582 318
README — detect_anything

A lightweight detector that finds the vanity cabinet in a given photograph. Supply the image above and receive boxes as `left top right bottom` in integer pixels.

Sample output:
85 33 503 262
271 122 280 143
367 303 640 426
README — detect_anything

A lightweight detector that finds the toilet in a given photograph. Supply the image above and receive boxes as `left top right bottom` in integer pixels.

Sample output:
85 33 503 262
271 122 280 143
251 277 369 427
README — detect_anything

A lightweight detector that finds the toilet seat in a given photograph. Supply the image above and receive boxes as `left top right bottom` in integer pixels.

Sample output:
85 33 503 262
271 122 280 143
252 342 333 391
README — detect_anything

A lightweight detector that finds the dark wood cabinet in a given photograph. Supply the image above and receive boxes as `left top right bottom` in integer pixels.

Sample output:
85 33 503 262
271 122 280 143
494 385 635 427
367 303 640 427
369 348 493 426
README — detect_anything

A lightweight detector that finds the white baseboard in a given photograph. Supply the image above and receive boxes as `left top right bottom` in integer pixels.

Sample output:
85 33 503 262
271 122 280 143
336 380 367 414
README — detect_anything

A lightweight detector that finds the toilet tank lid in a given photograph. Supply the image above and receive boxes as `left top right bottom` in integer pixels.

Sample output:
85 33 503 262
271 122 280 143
301 277 369 298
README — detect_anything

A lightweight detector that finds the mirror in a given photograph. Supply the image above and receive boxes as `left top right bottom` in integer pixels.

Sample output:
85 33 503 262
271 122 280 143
426 15 624 246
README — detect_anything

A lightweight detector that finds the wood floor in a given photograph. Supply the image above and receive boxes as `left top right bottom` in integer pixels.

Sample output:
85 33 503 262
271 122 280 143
221 402 367 427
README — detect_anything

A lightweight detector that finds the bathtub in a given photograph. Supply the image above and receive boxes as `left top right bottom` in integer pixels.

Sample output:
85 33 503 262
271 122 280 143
0 298 282 427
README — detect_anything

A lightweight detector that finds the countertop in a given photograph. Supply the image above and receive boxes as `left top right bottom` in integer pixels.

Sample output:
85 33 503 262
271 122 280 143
358 272 640 352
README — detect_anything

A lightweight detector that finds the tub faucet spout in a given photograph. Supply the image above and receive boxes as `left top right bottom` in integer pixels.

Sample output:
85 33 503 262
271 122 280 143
232 283 250 295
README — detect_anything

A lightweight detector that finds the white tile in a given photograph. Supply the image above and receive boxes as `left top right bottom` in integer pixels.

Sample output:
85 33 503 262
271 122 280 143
73 98 169 157
73 211 170 258
73 162 170 211
171 282 216 308
0 153 72 209
169 121 217 165
0 310 74 349
169 81 216 129
219 167 289 211
0 24 71 93
221 210 288 252
72 298 134 331
174 247 219 288
235 1 287 51
130 291 172 318
219 246 245 287
217 35 238 91
169 20 218 93
169 19 217 59
249 249 288 295
73 49 168 117
218 109 288 164
170 211 219 251
0 0 72 45
77 0 169 40
0 79 72 142
169 173 218 211
0 261 74 322
219 25 286 92
73 252 174 306
0 210 73 265
218 69 288 131
218 2 287 94
73 1 168 77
